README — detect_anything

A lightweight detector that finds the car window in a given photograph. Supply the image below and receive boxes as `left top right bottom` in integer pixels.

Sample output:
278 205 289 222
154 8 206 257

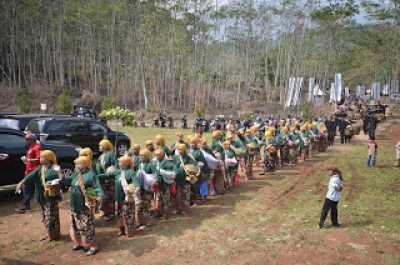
0 133 27 149
68 121 89 131
26 119 46 133
90 122 108 132
46 121 67 131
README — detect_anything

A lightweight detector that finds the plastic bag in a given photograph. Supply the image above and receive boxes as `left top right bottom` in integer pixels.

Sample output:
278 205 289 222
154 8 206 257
234 173 240 185
199 181 208 197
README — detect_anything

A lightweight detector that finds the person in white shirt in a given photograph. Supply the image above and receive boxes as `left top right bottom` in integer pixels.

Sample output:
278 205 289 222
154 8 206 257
319 166 343 229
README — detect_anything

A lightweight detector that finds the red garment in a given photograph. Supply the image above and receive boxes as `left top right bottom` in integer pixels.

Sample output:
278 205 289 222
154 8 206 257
25 142 41 174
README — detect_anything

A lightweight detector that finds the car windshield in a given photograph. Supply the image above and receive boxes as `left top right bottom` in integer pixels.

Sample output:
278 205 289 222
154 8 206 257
26 119 46 133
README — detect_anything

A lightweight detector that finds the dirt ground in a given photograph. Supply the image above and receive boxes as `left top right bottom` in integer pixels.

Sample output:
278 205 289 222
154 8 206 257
1 122 400 265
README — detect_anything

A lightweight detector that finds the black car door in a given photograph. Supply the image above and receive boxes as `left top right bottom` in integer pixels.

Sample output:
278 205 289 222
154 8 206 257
0 132 27 186
65 121 92 149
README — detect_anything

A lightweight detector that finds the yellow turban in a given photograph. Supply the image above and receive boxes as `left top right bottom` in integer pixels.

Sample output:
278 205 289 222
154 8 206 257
222 141 231 150
139 149 150 161
200 139 207 145
250 125 259 135
175 132 183 137
188 136 196 143
212 130 223 138
155 135 165 146
228 125 236 132
145 140 154 146
186 135 192 142
118 155 134 168
154 149 165 157
79 147 93 160
265 131 272 140
225 134 234 141
320 123 327 131
279 119 285 126
177 144 187 155
40 150 57 165
290 126 296 132
294 120 300 126
280 127 288 135
245 129 251 134
99 139 114 151
132 144 140 151
74 156 91 169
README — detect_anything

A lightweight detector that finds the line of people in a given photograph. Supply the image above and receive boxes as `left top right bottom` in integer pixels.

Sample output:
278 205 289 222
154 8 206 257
14 117 332 256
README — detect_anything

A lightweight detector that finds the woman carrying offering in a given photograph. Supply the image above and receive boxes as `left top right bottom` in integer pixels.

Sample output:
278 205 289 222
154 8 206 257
154 149 177 219
155 134 172 159
79 148 97 173
97 156 141 237
173 144 200 214
15 150 61 242
97 139 118 221
221 141 237 191
58 156 105 255
188 136 208 201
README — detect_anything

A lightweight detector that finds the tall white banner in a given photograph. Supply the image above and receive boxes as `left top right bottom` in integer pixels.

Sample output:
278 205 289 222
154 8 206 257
396 80 399 93
360 86 366 100
285 77 296 108
334 74 342 102
356 85 361 96
345 86 349 97
329 82 335 103
308 77 315 101
372 83 381 101
383 84 389 95
292 77 303 106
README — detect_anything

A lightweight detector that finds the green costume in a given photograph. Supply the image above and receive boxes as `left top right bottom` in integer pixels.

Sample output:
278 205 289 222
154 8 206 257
61 169 105 211
97 151 119 174
154 159 177 190
173 155 199 186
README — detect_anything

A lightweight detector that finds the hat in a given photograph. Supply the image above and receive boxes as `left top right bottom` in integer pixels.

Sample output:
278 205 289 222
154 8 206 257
212 131 223 138
139 149 150 161
118 155 134 168
200 139 207 145
145 140 154 146
25 133 37 140
188 136 197 143
177 144 187 155
132 144 140 150
74 156 91 170
154 149 165 157
175 132 183 137
99 140 114 151
79 147 93 160
222 141 231 150
40 150 57 165
225 134 234 141
155 135 165 146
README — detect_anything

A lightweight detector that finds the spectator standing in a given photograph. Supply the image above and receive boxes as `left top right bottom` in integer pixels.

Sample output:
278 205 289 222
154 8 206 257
369 115 377 140
394 141 400 169
367 136 378 167
15 133 41 213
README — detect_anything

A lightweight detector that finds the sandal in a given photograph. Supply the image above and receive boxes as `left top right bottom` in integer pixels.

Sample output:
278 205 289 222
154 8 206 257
86 247 99 256
117 231 126 236
73 244 83 251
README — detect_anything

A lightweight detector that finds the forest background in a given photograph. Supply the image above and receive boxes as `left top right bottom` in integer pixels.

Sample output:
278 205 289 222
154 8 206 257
0 0 398 114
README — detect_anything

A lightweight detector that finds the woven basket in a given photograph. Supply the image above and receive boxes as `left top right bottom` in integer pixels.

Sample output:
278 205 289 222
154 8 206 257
344 129 354 136
44 183 61 196
184 164 198 175
246 143 258 151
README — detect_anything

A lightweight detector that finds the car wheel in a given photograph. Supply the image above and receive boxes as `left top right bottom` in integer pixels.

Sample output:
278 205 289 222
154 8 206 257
116 141 129 157
60 162 74 179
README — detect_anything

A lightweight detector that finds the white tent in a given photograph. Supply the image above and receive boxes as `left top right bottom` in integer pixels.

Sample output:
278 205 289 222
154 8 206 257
313 84 325 96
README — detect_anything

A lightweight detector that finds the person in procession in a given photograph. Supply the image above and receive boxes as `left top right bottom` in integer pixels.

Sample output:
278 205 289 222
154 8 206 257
153 149 177 219
187 136 208 201
199 139 219 196
289 127 301 165
96 139 118 221
58 156 105 255
173 144 200 214
211 130 225 158
243 129 258 180
15 150 61 242
299 125 311 160
145 140 156 160
79 148 97 173
319 166 343 229
170 132 189 156
97 156 141 237
260 130 278 175
221 140 238 191
15 133 42 213
155 134 172 158
135 149 158 228
126 144 141 171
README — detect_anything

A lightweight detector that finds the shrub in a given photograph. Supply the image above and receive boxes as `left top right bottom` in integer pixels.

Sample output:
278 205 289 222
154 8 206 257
55 88 72 114
19 88 31 113
300 100 315 121
99 106 137 127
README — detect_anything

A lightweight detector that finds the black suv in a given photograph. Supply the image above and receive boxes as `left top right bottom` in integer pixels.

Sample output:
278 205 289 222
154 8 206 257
25 117 131 156
0 114 61 131
0 127 80 186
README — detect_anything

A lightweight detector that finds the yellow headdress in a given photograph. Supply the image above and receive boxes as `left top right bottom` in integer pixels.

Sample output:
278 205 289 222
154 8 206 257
222 141 231 150
145 140 154 146
153 149 165 157
212 130 223 138
280 127 288 135
177 144 187 155
155 135 165 146
74 156 91 169
131 144 140 151
99 139 114 152
265 131 272 140
139 149 150 161
118 155 134 168
79 147 93 160
175 132 183 137
40 150 57 165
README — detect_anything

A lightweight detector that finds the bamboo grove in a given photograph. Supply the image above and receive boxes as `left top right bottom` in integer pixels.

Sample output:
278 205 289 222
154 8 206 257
1 0 399 112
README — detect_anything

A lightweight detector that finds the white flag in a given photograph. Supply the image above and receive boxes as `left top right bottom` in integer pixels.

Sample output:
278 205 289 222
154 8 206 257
334 74 342 102
308 78 315 101
292 77 303 106
285 77 296 108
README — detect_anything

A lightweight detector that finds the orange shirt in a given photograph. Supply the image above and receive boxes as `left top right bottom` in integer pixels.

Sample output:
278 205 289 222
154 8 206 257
25 142 41 175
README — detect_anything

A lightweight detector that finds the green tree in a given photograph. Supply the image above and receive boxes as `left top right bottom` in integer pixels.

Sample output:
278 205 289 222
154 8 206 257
101 96 117 110
55 88 72 114
19 88 31 114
